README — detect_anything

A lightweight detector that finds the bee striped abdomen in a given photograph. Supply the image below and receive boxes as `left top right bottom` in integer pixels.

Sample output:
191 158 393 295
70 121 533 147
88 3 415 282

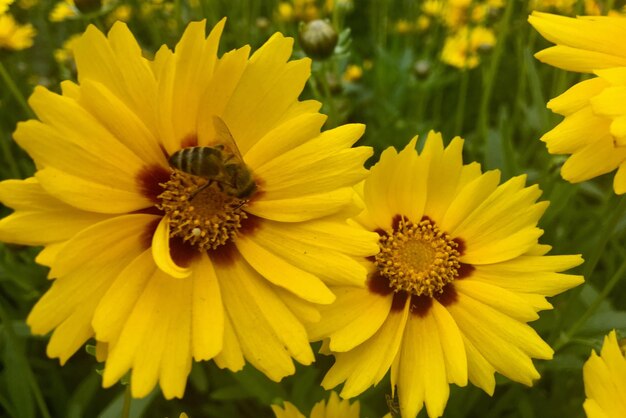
169 146 222 178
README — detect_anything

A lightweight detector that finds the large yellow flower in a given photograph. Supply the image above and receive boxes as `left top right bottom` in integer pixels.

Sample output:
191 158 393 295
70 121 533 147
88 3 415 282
308 132 584 418
0 19 378 399
529 12 626 194
271 392 361 418
583 330 626 418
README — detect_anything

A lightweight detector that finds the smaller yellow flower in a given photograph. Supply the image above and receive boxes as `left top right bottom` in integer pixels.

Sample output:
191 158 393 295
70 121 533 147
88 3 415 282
49 0 78 22
0 13 35 50
416 15 430 31
0 0 14 14
583 330 626 418
343 64 362 82
17 0 37 9
277 2 294 21
441 26 495 69
394 19 413 34
421 0 443 16
53 34 81 63
106 4 132 25
272 392 360 418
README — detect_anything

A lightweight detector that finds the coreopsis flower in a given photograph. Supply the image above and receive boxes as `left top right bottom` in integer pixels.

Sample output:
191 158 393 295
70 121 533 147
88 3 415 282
441 26 495 69
0 0 14 14
0 13 35 50
529 12 626 194
0 19 378 399
271 392 360 418
583 330 626 418
308 132 584 418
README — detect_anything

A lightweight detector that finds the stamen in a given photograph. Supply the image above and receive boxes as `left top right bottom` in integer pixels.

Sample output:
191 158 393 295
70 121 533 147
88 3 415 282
375 217 460 297
157 171 249 250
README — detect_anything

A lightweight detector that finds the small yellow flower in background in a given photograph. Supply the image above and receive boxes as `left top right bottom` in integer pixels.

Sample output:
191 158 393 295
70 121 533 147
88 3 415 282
421 0 443 17
277 2 294 22
343 64 362 82
53 34 81 63
272 392 360 418
583 330 626 418
0 0 14 14
277 0 320 23
17 0 37 9
441 26 495 69
49 0 78 22
529 12 626 194
106 4 132 26
416 15 430 31
179 414 189 418
308 132 584 418
0 18 378 399
0 13 35 50
394 19 413 34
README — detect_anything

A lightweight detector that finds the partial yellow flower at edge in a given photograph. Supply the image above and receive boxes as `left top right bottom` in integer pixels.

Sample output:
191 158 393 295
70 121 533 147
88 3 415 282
308 132 584 418
529 11 626 73
0 0 15 14
0 13 35 50
583 330 626 418
0 18 379 400
540 67 626 194
272 392 360 418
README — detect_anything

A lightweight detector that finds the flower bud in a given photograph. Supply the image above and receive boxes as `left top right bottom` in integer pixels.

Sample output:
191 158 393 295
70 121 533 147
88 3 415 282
298 19 338 60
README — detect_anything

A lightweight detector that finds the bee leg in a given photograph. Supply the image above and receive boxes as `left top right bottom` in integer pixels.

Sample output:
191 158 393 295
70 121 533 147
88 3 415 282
189 180 211 200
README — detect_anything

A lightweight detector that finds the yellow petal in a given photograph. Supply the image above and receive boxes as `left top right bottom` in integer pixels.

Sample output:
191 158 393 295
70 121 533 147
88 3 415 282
213 312 245 373
431 300 467 386
535 45 626 73
561 138 626 183
541 106 611 154
215 256 313 380
151 216 193 279
191 254 224 361
322 303 409 398
224 33 311 155
547 77 609 116
246 188 355 222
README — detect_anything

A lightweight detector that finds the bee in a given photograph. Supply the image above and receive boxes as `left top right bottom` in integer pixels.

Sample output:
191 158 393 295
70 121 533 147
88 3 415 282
168 116 256 199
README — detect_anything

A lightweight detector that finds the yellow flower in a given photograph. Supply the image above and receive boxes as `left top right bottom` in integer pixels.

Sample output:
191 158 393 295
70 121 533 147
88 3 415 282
107 4 132 24
308 133 584 418
529 12 626 73
0 0 14 14
53 33 81 63
0 19 378 399
272 392 360 418
416 15 430 31
441 26 495 69
394 19 413 34
49 0 78 22
343 64 362 82
539 68 626 193
530 12 626 193
583 331 626 418
0 13 35 50
421 0 443 16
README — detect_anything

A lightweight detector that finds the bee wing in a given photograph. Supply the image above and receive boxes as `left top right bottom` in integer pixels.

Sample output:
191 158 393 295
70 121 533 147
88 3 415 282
212 116 244 161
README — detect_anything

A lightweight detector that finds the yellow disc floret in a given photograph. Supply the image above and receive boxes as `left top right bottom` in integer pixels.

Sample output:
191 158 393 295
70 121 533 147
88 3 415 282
375 217 461 297
157 170 248 250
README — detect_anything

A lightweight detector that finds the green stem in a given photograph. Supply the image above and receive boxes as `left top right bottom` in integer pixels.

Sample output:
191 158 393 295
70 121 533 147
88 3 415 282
121 384 132 418
0 61 34 119
555 256 626 352
0 304 52 418
318 61 337 128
